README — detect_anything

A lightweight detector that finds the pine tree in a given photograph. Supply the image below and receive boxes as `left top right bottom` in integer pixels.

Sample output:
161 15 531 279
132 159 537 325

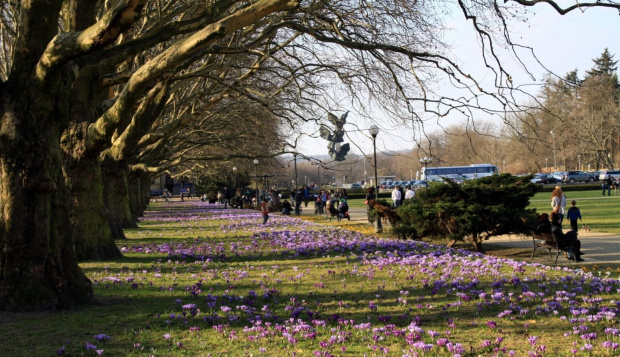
564 69 581 86
586 48 619 88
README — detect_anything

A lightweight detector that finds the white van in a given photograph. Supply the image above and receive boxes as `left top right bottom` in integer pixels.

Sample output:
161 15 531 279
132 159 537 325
599 170 620 181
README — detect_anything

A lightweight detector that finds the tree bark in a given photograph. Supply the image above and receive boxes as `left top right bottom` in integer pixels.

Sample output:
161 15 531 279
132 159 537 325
127 170 150 221
103 162 136 237
0 98 93 310
66 158 122 261
470 233 486 254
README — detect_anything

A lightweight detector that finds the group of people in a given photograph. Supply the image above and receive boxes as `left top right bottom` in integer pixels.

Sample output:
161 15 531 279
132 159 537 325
391 185 416 208
602 175 619 196
313 189 348 216
535 185 585 262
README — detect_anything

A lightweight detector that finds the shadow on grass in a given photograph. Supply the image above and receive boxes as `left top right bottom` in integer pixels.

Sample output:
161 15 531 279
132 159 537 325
0 278 583 357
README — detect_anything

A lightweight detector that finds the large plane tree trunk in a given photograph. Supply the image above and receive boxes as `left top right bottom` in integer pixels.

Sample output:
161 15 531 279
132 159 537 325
0 94 93 310
103 158 136 239
65 156 122 261
128 169 151 221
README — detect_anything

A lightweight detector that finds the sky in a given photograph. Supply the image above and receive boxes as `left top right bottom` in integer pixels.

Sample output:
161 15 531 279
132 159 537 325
294 4 620 159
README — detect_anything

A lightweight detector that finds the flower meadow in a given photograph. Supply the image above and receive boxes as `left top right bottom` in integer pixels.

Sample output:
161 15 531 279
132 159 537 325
3 201 620 356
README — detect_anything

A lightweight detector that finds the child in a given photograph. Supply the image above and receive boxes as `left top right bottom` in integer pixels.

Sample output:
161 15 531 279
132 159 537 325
261 198 269 224
566 200 582 232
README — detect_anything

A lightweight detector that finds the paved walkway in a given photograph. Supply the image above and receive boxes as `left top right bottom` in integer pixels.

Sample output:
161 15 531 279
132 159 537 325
481 231 620 265
297 204 620 266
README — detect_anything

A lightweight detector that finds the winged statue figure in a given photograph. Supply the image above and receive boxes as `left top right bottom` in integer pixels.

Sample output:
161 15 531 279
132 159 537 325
319 111 350 161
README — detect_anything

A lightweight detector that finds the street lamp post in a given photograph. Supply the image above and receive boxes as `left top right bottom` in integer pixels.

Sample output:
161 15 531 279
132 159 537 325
232 166 237 197
293 152 298 190
317 165 320 189
369 125 382 233
550 130 556 171
578 155 581 170
419 157 432 180
253 159 259 207
545 158 548 173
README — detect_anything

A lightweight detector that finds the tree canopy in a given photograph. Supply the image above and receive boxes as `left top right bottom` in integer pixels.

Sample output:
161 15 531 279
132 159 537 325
3 0 620 310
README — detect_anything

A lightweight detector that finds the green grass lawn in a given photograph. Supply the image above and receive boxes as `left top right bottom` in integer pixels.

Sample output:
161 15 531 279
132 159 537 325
347 188 620 234
1 199 619 356
529 190 620 234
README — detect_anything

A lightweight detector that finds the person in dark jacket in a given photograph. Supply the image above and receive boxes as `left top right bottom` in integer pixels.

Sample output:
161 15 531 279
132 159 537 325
534 213 551 234
294 188 303 215
223 187 231 208
603 176 613 196
365 188 374 223
282 200 292 215
566 200 582 232
551 212 584 262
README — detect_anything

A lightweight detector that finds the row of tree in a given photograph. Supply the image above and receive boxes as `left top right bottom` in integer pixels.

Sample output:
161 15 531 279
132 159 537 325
2 1 619 311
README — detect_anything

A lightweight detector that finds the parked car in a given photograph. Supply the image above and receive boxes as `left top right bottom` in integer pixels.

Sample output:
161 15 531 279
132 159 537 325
587 171 601 181
351 183 362 189
450 176 465 185
530 173 558 185
551 171 565 182
599 170 620 181
412 180 429 189
562 170 595 184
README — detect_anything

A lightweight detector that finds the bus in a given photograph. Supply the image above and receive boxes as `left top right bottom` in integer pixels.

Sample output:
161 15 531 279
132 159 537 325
421 164 499 182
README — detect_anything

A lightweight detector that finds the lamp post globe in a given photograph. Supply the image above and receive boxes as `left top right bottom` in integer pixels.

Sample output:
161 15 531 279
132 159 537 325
419 157 432 180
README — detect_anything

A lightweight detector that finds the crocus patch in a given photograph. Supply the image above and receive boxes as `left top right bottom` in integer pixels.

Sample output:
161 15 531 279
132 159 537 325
62 201 620 356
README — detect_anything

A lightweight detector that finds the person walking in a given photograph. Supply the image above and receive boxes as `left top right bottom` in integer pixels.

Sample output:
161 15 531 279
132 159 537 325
260 198 270 224
391 186 402 208
365 187 374 224
303 186 310 207
551 186 567 225
566 200 582 232
320 190 329 215
223 187 231 209
294 187 303 215
341 188 348 201
405 185 415 200
604 176 613 196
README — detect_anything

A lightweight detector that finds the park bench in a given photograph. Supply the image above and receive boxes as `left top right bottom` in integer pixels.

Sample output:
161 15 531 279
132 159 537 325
531 231 573 263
